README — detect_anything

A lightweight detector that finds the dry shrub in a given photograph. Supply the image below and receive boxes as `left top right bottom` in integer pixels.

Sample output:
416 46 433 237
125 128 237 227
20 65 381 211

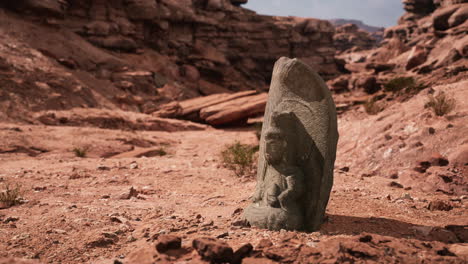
425 92 456 116
384 76 425 94
364 98 384 115
72 146 88 158
0 183 23 208
221 142 258 177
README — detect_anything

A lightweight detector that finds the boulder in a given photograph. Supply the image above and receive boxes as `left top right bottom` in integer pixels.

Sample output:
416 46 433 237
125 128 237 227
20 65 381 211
403 0 436 14
448 5 468 27
432 5 461 30
192 237 234 263
124 0 159 20
156 235 182 253
406 45 428 70
357 75 380 94
199 92 267 125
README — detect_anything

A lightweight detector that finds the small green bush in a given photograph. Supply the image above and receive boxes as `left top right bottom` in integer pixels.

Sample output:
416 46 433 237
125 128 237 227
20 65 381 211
221 142 258 177
425 92 456 116
0 183 23 208
364 98 384 115
72 147 88 158
384 77 425 93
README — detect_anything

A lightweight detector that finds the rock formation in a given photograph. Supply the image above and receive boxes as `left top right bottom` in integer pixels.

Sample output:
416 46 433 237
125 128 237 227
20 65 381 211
244 57 339 231
0 0 340 123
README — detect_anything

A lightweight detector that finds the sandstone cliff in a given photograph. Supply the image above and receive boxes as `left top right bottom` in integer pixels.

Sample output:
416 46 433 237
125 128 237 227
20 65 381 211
0 0 339 122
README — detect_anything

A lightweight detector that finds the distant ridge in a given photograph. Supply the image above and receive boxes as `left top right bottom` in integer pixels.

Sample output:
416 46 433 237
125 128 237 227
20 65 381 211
329 19 384 33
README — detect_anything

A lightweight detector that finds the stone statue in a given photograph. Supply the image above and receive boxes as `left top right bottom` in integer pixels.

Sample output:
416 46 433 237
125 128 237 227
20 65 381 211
243 57 338 232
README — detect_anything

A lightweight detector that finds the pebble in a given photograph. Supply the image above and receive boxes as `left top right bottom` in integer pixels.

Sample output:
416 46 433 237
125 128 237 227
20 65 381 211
129 162 138 170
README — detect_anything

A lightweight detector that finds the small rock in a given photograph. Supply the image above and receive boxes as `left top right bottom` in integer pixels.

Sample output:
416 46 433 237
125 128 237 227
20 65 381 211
216 232 229 238
4 216 19 223
359 235 373 243
97 165 111 171
339 167 350 172
428 200 453 211
429 153 449 167
428 127 436 134
126 235 137 243
232 243 253 264
256 238 273 249
118 187 138 200
192 237 234 263
389 181 404 188
129 162 138 169
156 235 181 253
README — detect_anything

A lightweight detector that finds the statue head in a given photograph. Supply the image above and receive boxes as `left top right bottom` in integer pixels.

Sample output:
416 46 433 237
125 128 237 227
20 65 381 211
264 111 295 165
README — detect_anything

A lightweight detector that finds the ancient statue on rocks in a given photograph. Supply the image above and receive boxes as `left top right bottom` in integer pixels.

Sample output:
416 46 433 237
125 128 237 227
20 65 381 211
243 57 339 232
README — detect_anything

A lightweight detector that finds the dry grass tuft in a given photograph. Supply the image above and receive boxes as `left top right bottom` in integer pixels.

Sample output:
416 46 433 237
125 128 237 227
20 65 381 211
384 77 425 94
425 91 456 116
364 98 384 115
221 142 258 177
72 146 88 158
0 183 23 209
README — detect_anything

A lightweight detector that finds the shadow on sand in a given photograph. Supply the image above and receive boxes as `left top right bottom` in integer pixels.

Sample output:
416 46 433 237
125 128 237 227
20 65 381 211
321 214 466 243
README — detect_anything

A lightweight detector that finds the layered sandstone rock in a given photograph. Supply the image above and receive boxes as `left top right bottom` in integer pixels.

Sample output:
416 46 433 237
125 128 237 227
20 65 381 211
334 23 380 53
0 0 340 123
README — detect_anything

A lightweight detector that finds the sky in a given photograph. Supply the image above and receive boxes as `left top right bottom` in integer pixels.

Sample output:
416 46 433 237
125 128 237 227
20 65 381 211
244 0 404 28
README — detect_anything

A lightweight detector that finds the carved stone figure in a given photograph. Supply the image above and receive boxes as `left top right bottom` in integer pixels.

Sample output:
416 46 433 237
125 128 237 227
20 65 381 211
243 57 339 231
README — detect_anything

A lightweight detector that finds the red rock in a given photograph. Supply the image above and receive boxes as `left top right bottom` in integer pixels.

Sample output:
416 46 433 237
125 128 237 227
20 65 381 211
156 235 182 253
357 75 380 94
433 5 461 30
200 93 267 126
429 153 449 166
192 237 234 263
406 45 428 70
232 243 253 264
428 200 453 211
256 239 273 249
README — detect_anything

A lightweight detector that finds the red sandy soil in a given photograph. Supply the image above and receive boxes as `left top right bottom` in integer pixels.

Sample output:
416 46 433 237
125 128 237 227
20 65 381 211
0 79 467 263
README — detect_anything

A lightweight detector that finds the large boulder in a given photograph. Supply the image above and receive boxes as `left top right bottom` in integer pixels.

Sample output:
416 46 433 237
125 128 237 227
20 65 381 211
448 5 468 27
403 0 436 14
432 5 462 30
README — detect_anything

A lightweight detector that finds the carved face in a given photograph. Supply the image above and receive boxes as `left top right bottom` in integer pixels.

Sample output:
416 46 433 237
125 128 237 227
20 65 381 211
265 131 286 164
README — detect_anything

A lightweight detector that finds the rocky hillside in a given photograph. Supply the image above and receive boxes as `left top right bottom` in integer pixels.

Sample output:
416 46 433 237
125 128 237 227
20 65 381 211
328 0 467 96
0 0 340 123
330 19 384 33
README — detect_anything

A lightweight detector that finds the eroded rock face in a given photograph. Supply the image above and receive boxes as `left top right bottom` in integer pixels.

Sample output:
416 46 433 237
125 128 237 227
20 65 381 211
244 57 338 231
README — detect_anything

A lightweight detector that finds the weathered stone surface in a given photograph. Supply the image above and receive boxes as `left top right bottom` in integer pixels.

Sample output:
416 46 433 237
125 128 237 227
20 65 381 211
199 93 267 125
192 237 234 263
243 57 338 231
406 45 428 70
154 91 267 126
156 235 182 253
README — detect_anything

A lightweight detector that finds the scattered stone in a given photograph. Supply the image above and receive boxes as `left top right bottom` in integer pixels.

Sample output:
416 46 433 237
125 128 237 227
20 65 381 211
339 166 350 172
256 239 273 249
155 235 181 253
428 200 453 211
232 243 253 264
129 162 139 169
445 225 468 243
428 127 436 134
97 165 111 171
192 237 234 263
389 181 404 188
359 235 373 243
4 216 19 223
216 232 229 239
429 153 449 167
118 187 139 200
